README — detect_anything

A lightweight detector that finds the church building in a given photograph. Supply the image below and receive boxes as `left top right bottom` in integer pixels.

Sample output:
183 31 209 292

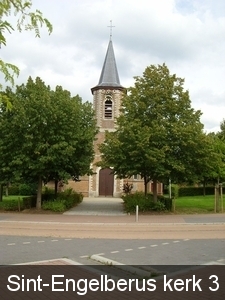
67 35 163 197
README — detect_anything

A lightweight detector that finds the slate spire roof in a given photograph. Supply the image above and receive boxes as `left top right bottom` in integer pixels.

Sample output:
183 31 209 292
91 39 125 93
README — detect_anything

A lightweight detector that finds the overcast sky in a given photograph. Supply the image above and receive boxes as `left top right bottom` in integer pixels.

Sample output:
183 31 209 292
1 0 225 132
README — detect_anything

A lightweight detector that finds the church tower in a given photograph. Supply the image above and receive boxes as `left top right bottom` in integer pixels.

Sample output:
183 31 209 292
64 30 163 197
89 35 126 197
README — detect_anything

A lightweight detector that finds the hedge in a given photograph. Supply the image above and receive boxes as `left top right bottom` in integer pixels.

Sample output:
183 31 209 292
164 185 224 197
178 186 218 197
42 189 83 212
0 199 24 211
122 192 172 213
0 188 83 212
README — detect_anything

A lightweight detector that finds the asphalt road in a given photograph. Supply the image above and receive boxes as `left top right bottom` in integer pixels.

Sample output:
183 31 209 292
1 202 225 300
0 210 225 266
1 235 224 266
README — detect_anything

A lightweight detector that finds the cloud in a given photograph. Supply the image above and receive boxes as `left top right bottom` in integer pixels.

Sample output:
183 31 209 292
1 0 225 132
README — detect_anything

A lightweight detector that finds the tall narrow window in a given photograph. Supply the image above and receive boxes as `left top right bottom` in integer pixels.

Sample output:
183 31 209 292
104 98 112 119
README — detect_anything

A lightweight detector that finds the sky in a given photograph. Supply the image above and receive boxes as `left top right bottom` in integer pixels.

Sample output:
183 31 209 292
1 0 225 132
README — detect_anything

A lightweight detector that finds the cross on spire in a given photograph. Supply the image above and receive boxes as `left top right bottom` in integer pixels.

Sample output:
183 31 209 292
107 20 115 40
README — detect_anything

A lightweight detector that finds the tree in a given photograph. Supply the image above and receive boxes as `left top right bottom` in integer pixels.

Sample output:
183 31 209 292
218 119 225 141
44 87 98 197
0 0 52 89
212 121 225 183
99 64 207 201
189 133 225 195
0 77 97 208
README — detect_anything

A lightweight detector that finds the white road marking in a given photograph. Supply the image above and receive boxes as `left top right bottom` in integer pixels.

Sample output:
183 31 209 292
162 242 169 245
64 239 72 241
150 245 158 247
125 249 133 251
7 243 15 246
173 240 180 243
23 242 31 244
80 255 89 258
111 251 119 253
138 247 146 249
38 241 45 243
51 240 58 242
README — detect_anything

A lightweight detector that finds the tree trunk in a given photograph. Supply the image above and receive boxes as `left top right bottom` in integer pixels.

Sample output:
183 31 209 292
152 179 158 203
36 176 42 209
203 179 206 196
54 179 58 198
0 184 3 202
144 176 148 197
5 183 9 197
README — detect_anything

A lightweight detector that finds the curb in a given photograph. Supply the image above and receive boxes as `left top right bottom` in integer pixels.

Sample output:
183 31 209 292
90 255 154 278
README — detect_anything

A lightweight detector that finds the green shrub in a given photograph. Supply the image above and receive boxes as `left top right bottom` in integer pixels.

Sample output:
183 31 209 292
122 192 152 212
0 199 24 211
23 196 37 208
1 188 83 212
151 201 166 211
58 189 83 207
122 192 168 213
5 185 20 195
42 189 83 212
178 186 216 197
158 195 172 211
42 187 56 201
42 201 65 212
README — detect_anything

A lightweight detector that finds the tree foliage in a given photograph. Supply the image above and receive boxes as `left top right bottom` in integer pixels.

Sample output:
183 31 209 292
0 0 52 89
0 77 97 208
99 64 208 201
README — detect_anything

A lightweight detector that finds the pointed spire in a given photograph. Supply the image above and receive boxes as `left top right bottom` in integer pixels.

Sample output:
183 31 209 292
98 40 122 87
91 37 125 93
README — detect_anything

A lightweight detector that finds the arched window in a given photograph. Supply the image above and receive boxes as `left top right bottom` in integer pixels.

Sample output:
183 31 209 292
104 96 113 119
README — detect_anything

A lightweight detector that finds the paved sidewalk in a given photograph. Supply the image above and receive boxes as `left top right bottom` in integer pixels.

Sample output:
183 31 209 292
1 197 224 239
0 195 225 224
63 197 125 216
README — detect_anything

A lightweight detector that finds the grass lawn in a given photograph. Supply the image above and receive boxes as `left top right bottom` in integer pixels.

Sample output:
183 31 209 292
2 195 29 201
174 195 223 214
0 195 30 210
0 195 224 214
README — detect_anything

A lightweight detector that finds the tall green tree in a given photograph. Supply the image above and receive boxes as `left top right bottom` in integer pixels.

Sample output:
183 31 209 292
218 119 225 141
99 64 207 201
190 133 225 194
0 0 52 92
211 121 225 183
0 77 97 208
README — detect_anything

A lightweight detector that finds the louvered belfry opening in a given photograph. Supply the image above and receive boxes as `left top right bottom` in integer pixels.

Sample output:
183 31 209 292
104 93 113 119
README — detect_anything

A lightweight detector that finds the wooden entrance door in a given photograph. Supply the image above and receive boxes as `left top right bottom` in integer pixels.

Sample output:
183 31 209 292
99 168 114 196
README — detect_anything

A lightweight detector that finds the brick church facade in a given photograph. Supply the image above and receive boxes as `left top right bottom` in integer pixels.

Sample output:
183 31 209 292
65 38 163 197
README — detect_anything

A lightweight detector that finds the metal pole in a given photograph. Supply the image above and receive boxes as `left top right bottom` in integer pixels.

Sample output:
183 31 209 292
136 205 139 222
214 185 216 213
169 178 171 199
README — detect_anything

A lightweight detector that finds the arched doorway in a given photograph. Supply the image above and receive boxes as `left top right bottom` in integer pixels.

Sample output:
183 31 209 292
99 168 114 196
